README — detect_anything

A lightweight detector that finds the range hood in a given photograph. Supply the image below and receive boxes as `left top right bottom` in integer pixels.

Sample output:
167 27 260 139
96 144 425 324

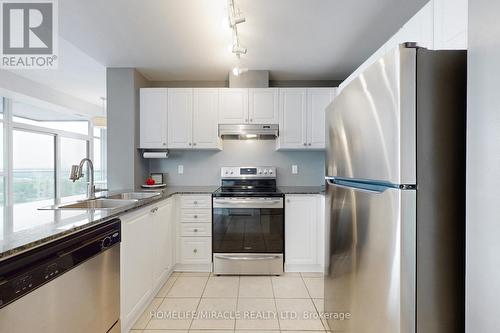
218 124 279 140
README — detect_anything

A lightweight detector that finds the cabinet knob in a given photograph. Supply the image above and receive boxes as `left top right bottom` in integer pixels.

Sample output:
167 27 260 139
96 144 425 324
162 142 166 146
193 143 197 146
188 142 192 146
194 215 198 218
287 199 290 203
194 201 198 205
303 143 307 146
194 228 198 232
193 248 198 253
249 118 253 122
151 207 158 213
308 143 312 146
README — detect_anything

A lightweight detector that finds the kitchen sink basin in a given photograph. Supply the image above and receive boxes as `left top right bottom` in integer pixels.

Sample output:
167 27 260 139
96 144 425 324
105 192 161 200
48 198 137 210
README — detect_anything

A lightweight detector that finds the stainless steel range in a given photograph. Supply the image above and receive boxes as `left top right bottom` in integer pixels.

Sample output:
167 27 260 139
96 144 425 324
212 166 284 275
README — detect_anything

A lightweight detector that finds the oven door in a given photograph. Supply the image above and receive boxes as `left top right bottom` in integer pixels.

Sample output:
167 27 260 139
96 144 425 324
212 197 284 275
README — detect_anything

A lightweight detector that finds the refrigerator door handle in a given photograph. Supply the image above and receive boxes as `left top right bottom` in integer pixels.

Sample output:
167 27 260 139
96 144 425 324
325 176 414 193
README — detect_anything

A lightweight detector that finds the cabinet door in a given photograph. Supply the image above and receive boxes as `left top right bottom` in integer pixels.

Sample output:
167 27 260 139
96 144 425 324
168 88 193 148
193 88 221 149
218 88 249 124
178 237 212 264
140 88 168 149
278 88 307 149
307 88 334 149
433 0 468 50
152 200 174 288
249 88 279 124
285 195 318 266
120 209 153 326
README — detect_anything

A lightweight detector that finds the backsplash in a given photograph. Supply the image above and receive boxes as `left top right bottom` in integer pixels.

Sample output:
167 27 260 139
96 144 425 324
148 140 325 186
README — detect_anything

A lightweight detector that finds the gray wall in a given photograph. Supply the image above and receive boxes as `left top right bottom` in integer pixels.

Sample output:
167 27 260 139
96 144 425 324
107 68 149 190
149 140 325 186
466 1 500 332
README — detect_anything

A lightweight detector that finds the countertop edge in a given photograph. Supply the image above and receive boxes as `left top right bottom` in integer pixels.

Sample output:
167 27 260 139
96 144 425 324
0 188 217 262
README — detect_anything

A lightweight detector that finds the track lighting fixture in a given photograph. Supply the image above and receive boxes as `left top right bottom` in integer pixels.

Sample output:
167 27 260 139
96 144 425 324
226 0 248 74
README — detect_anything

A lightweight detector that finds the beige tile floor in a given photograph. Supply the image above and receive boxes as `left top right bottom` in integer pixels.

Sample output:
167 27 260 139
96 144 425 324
130 272 331 333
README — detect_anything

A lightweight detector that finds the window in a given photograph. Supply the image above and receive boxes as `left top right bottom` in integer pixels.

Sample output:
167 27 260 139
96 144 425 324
93 127 107 188
0 97 107 233
13 130 55 231
60 137 88 203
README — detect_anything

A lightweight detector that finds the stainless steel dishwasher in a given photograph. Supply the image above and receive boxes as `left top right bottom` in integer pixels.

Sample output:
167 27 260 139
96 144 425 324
0 219 121 333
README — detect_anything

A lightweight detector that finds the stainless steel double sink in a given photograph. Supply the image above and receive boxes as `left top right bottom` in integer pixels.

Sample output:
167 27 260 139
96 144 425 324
40 192 161 210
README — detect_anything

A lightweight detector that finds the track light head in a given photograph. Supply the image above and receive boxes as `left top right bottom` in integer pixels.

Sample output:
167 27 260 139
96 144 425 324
232 45 247 55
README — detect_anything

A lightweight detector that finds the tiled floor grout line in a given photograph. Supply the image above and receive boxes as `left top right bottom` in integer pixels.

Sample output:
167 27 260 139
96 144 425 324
143 273 180 330
234 275 241 332
270 275 282 332
188 275 210 331
300 273 328 332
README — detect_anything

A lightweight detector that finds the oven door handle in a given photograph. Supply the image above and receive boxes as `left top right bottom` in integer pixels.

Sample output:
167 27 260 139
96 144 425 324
214 254 282 261
213 198 284 209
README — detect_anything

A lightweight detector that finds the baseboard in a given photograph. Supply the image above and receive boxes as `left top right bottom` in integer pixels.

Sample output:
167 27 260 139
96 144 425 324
174 263 212 272
285 263 324 273
121 268 173 333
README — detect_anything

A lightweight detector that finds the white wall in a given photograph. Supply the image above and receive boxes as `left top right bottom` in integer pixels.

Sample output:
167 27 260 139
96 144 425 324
466 0 500 332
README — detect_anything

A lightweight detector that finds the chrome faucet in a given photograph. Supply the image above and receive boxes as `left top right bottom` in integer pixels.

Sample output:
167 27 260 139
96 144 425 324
69 158 95 200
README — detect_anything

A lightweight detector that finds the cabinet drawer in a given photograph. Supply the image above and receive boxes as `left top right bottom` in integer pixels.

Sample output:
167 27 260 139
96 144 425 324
180 209 211 223
180 223 212 237
180 195 212 209
179 237 211 264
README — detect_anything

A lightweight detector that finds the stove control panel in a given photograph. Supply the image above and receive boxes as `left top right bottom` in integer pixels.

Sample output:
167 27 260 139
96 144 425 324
221 166 276 179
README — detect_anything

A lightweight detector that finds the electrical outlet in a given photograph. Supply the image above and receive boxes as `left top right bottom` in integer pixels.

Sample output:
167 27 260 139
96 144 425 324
292 165 298 174
178 165 184 174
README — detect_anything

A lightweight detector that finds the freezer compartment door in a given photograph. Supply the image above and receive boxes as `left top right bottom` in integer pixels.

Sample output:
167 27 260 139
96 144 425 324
324 182 416 333
326 45 417 185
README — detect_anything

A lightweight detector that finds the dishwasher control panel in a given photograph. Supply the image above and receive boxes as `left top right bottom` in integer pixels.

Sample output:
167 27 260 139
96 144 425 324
0 219 121 309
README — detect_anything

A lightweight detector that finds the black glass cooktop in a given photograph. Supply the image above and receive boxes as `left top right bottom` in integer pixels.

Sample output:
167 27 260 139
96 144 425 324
213 179 283 197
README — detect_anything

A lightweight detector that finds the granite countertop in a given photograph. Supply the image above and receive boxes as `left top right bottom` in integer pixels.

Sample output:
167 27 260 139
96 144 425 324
0 186 218 262
278 185 326 194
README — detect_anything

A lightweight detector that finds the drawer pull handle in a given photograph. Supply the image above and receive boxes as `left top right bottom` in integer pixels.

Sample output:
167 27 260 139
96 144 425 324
193 228 198 232
193 248 198 253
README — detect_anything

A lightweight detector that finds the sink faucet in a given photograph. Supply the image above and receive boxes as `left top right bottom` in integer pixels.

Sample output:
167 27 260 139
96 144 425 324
69 158 95 200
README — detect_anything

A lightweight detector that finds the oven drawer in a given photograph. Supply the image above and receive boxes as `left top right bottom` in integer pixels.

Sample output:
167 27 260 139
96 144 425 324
180 223 212 237
178 237 211 264
180 195 211 209
180 209 211 223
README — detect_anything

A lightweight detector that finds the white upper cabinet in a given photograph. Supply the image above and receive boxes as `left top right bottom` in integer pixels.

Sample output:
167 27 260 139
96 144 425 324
433 0 468 50
278 88 307 149
139 88 168 149
277 88 334 150
193 88 221 149
248 88 279 124
307 88 335 149
168 88 193 149
218 88 249 124
339 0 467 91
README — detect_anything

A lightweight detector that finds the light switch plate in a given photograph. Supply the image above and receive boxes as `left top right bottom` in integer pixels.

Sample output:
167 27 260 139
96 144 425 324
178 165 184 174
292 165 298 174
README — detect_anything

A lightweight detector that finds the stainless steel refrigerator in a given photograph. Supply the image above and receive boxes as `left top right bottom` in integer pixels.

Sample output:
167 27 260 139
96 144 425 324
324 44 466 333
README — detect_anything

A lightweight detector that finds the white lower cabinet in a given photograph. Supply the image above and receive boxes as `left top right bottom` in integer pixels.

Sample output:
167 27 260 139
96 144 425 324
285 194 325 272
176 194 212 271
120 198 174 333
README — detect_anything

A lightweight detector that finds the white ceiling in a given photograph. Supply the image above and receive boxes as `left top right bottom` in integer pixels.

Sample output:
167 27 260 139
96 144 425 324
59 0 428 82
